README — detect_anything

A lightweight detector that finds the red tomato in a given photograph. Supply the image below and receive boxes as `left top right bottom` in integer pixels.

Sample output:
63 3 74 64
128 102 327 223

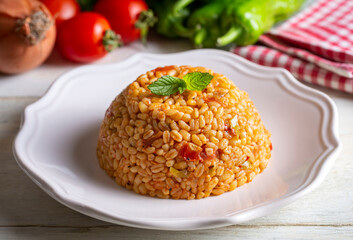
179 143 202 162
41 0 80 25
94 0 152 43
57 12 120 63
179 143 218 162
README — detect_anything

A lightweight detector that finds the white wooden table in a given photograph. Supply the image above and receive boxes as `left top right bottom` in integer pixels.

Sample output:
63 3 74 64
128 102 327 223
1 37 352 239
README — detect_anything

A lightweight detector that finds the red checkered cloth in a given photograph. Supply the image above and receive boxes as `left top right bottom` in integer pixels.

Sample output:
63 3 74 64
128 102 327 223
233 0 353 94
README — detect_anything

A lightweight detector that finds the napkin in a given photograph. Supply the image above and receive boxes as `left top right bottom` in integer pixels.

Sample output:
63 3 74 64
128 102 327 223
233 0 353 94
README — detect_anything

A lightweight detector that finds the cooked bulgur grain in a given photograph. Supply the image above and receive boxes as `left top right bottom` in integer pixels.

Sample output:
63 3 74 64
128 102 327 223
97 65 272 199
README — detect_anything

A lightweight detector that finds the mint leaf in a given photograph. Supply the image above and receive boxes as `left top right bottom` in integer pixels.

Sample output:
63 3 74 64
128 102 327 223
148 75 186 96
183 72 213 91
147 71 213 96
178 83 187 94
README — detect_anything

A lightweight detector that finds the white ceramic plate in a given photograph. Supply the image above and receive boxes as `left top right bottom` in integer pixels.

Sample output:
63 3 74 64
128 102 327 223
13 49 341 230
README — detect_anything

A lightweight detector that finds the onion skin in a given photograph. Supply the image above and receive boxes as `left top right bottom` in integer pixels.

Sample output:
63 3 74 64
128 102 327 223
0 0 56 74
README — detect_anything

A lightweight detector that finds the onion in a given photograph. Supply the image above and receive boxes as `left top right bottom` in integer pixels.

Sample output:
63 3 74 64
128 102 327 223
0 0 56 74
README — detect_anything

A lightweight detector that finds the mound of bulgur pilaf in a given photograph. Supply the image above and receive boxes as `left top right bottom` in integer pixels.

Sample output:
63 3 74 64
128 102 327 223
97 65 272 199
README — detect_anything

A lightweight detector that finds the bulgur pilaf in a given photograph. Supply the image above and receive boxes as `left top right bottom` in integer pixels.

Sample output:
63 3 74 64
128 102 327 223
97 65 272 199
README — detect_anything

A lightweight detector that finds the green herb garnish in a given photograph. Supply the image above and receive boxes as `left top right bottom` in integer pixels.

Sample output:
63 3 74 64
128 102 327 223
147 72 213 96
147 75 187 96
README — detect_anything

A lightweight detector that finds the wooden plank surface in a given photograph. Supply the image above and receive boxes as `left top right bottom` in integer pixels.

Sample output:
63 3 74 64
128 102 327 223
1 226 353 240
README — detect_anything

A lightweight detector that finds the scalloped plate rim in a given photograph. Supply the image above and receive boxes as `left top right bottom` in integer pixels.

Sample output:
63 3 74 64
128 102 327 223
13 49 341 230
